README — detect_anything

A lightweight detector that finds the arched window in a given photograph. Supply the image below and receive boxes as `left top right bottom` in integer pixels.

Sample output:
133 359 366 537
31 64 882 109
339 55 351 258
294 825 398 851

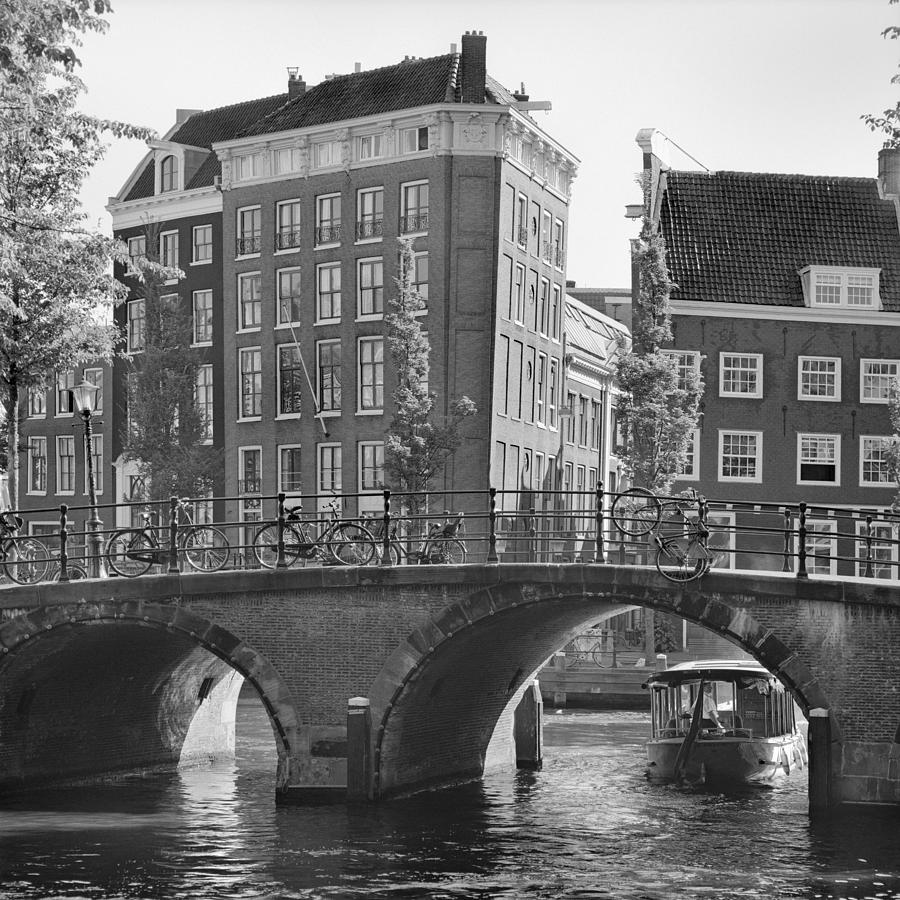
160 155 178 193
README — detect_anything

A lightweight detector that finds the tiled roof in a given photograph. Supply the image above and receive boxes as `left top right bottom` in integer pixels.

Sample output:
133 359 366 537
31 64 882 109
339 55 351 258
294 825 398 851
169 93 290 148
240 54 458 138
123 160 154 202
660 170 900 311
185 153 221 190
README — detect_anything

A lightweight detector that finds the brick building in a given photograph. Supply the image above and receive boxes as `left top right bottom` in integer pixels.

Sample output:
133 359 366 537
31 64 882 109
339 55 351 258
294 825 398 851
636 128 900 577
14 34 639 562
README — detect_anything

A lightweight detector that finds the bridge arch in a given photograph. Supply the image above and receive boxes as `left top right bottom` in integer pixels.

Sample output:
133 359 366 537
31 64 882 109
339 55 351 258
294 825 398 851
370 578 830 800
0 601 298 794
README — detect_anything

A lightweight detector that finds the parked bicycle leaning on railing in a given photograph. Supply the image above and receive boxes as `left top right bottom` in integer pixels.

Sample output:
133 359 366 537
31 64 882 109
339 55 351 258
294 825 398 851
366 510 467 565
0 511 50 584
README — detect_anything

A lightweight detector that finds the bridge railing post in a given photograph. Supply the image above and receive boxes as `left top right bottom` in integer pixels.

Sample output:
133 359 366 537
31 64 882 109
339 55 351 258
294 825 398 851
697 494 708 552
528 506 537 562
487 487 499 563
782 507 792 572
380 489 392 567
276 492 287 568
58 504 69 582
864 514 874 578
796 502 808 580
168 496 180 574
594 481 605 564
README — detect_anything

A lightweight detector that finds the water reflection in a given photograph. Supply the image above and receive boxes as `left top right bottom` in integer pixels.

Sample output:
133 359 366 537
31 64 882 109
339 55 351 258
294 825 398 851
1 703 900 898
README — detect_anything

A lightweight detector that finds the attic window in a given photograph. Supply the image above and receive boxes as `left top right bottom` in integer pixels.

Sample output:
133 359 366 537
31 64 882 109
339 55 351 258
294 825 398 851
160 155 178 192
800 266 881 310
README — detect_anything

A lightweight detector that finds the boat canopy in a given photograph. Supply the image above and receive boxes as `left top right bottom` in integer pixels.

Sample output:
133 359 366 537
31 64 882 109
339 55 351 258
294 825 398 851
644 661 780 694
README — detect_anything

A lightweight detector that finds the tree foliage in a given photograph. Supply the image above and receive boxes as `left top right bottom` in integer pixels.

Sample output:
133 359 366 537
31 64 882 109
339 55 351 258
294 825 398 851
862 0 900 148
384 238 476 512
0 0 153 508
122 225 221 504
615 177 703 493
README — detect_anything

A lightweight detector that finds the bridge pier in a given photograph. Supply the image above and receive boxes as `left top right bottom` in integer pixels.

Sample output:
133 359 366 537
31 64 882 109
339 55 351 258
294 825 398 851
514 680 543 770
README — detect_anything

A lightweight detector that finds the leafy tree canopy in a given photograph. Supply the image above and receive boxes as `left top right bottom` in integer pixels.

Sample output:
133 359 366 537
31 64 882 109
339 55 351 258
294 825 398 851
862 0 900 148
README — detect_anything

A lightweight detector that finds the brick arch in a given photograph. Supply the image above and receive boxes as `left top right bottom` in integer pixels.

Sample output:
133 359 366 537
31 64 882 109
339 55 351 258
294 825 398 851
0 601 298 793
369 580 830 800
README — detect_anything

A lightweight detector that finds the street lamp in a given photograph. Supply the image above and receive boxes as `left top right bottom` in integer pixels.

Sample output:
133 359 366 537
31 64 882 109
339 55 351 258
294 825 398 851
69 380 104 578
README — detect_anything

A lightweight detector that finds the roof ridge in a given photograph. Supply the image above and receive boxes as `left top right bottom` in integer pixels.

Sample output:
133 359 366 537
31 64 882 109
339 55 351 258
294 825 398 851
187 90 291 119
670 168 875 183
327 50 455 81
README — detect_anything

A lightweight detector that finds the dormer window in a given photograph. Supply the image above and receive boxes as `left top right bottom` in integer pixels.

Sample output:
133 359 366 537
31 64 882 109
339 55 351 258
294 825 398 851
801 266 881 310
160 155 178 192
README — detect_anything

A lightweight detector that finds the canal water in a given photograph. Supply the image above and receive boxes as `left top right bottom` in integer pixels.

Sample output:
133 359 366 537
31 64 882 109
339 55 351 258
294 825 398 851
0 694 898 899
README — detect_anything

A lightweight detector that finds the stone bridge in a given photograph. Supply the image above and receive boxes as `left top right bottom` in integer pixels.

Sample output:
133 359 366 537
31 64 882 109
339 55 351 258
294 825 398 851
1 563 899 811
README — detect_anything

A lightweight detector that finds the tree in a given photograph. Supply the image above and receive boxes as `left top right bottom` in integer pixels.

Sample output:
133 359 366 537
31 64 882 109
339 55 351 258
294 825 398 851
862 0 900 147
384 238 476 515
615 177 703 494
122 224 221 505
0 0 152 509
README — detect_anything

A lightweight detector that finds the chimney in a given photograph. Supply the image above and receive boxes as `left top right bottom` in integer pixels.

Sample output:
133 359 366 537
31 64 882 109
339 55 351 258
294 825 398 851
878 146 900 198
354 62 361 73
287 68 306 99
460 30 487 104
512 82 529 102
176 108 202 124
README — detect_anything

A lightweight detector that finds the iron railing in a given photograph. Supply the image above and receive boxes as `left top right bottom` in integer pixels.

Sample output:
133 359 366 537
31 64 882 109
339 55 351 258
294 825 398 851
275 230 302 251
356 219 384 240
3 487 900 585
399 213 429 234
315 224 342 244
236 234 261 256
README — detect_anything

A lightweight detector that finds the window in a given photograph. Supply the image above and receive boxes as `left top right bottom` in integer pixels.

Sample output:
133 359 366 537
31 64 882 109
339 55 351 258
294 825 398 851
359 337 384 411
274 147 301 175
313 140 341 168
548 358 558 428
860 360 899 403
412 252 428 303
56 435 75 494
860 436 893 485
664 350 701 391
239 348 262 418
316 194 342 244
192 290 213 344
238 272 261 330
359 441 385 491
195 365 213 441
578 396 589 446
539 278 550 335
803 266 881 309
551 284 561 341
797 434 840 485
317 340 341 412
856 520 897 578
27 437 47 493
565 391 577 443
798 356 840 401
127 235 145 265
358 133 383 160
357 187 384 240
27 386 45 418
234 153 262 180
160 230 178 268
400 181 429 234
160 155 178 192
56 370 74 415
400 125 428 153
677 429 700 481
278 345 303 417
553 220 565 268
516 195 527 247
277 268 302 326
590 400 600 450
357 258 383 318
86 434 102 494
279 445 302 493
318 443 342 496
276 199 302 252
536 354 546 425
238 448 263 538
541 210 552 263
719 352 763 398
237 206 261 256
311 265 341 324
719 430 762 482
514 264 525 323
805 519 836 576
192 225 212 263
83 368 103 413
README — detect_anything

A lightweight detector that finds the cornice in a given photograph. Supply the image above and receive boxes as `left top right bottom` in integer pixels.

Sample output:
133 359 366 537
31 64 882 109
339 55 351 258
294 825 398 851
107 188 222 231
672 299 900 327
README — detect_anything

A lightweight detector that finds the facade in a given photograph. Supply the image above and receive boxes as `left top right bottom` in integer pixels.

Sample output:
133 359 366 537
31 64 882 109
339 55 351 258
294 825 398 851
15 34 639 566
636 128 900 577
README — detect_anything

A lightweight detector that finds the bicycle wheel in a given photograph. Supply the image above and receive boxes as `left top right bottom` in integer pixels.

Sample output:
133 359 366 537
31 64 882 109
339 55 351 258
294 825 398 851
329 523 376 566
655 535 711 583
3 537 50 584
425 538 467 564
53 564 87 581
183 526 230 572
590 643 609 667
106 529 154 578
611 487 661 537
252 524 302 569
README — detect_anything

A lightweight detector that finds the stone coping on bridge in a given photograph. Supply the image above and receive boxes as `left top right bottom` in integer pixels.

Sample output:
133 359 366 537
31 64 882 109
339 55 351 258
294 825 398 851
2 563 899 612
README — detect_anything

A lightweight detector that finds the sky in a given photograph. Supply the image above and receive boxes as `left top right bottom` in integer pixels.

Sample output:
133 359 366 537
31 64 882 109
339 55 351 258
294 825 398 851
75 0 898 290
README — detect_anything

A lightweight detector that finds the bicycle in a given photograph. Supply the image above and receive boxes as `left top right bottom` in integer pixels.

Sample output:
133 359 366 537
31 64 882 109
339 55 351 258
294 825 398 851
252 498 376 568
566 628 646 667
105 499 230 577
368 511 467 565
0 512 50 585
610 487 713 583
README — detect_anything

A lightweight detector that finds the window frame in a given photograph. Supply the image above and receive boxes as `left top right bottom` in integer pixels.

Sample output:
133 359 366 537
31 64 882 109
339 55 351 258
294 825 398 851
400 179 429 235
804 518 837 576
316 339 342 414
803 265 881 310
316 262 342 323
356 186 384 242
238 346 263 421
191 224 212 265
798 356 841 402
159 229 179 269
55 434 76 495
195 364 213 443
275 199 302 253
855 519 898 579
27 385 46 418
317 442 343 500
400 125 428 154
83 367 103 414
237 271 262 332
27 436 47 495
315 193 342 246
55 370 75 416
236 205 262 258
676 429 701 481
796 433 841 486
276 344 304 419
719 352 763 399
276 266 302 327
160 154 178 192
278 444 303 495
192 289 213 346
357 335 384 414
358 440 385 493
718 429 763 483
85 433 103 495
859 435 894 486
860 359 900 404
356 257 384 320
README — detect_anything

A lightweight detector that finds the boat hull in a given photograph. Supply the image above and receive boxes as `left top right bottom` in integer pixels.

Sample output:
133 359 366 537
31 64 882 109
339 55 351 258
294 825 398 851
646 733 807 785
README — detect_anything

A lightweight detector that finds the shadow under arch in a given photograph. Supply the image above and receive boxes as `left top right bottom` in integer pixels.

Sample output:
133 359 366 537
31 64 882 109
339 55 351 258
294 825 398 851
0 601 299 795
369 580 831 801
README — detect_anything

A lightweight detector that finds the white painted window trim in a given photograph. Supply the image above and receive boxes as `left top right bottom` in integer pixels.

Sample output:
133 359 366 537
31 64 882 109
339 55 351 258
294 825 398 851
800 265 882 311
316 338 342 416
719 352 763 399
84 434 103 496
237 346 263 422
357 335 385 414
718 429 763 483
796 433 841 486
859 358 900 404
159 229 179 269
316 441 343 506
358 439 385 494
400 179 429 236
191 289 214 347
276 343 303 420
797 355 841 402
82 368 104 414
27 436 47 495
859 434 895 486
675 429 700 482
191 224 213 265
55 434 76 496
277 443 303 496
276 266 303 327
855 519 898 578
237 271 262 333
356 255 384 321
706 510 735 570
315 192 342 249
804 518 837 577
315 261 342 324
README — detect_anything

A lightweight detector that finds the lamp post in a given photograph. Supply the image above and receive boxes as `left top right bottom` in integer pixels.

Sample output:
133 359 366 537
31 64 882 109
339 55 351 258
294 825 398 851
68 380 104 578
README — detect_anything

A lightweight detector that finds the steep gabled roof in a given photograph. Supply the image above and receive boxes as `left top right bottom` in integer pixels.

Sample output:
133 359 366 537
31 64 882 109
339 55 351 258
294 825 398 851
240 54 459 138
659 170 900 311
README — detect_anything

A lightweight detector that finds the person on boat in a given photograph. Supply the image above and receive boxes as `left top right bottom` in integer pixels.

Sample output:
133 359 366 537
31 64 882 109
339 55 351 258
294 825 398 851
681 683 724 731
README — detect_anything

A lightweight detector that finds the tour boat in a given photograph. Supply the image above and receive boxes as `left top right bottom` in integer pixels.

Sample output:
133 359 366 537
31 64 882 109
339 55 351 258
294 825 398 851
644 659 807 785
